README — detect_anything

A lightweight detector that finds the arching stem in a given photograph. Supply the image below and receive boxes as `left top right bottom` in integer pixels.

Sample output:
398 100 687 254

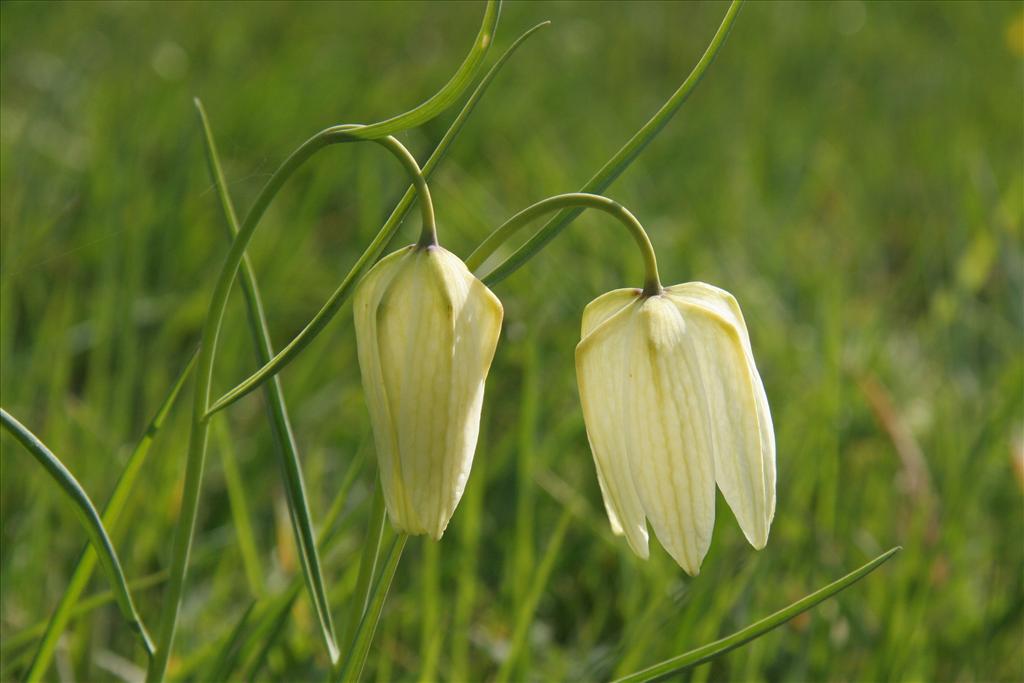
466 193 663 296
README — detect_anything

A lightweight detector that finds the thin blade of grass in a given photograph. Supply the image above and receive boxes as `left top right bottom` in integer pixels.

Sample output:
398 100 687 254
418 534 442 683
338 481 387 657
4 529 233 682
20 351 196 682
2 569 169 674
450 418 489 683
182 450 366 681
213 419 265 597
195 99 341 663
479 0 743 285
0 409 155 658
206 601 257 683
335 533 408 683
611 547 903 683
513 336 539 603
203 20 552 418
495 510 571 683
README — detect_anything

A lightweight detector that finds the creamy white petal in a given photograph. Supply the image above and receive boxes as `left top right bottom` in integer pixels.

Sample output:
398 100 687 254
579 288 644 538
625 295 717 575
666 283 776 549
431 247 503 537
593 466 624 537
576 294 650 557
354 245 502 539
354 246 418 531
580 288 643 337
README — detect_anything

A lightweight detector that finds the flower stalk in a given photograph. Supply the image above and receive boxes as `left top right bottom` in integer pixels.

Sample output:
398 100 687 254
466 192 663 295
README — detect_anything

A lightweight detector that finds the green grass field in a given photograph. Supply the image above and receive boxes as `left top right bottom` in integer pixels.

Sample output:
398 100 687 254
1 1 1022 681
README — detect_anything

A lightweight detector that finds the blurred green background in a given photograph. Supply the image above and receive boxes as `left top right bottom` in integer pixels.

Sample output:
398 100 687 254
2 1 1022 681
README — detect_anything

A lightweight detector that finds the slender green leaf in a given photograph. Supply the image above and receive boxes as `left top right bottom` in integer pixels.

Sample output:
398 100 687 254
213 419 265 597
335 534 408 683
0 409 155 657
612 547 902 683
196 98 339 663
479 0 743 285
207 601 257 683
339 481 387 657
3 569 169 662
21 352 196 682
176 450 365 681
450 418 488 683
418 537 442 683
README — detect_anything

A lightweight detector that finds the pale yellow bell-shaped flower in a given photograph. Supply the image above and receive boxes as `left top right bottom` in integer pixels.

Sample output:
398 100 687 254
575 282 775 575
354 244 503 539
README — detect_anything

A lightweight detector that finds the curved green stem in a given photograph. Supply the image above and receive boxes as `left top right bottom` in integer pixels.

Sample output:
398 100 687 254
194 130 429 421
0 409 156 659
482 0 742 286
202 21 551 420
201 133 427 420
468 193 662 296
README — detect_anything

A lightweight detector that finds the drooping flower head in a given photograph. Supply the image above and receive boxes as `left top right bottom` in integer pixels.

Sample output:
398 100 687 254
576 282 775 575
354 244 503 539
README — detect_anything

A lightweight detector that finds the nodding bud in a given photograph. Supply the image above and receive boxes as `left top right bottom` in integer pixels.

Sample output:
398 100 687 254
354 244 503 539
575 282 775 575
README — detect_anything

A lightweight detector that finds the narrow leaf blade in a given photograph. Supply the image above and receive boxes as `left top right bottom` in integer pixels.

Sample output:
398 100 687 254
612 547 902 683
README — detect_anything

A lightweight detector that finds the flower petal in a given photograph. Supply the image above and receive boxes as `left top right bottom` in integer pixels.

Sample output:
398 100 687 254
666 283 776 549
581 288 643 338
354 245 502 539
354 246 418 531
576 297 650 558
430 247 503 538
625 296 717 575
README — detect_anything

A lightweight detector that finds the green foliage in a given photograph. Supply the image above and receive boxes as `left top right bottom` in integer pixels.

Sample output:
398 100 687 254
1 1 1021 681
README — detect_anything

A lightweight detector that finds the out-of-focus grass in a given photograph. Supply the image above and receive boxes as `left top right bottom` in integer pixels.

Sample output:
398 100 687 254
1 1 1021 681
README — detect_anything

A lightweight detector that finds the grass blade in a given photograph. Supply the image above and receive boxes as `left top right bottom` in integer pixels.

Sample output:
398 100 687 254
495 510 571 683
335 533 408 683
203 20 552 418
3 569 169 664
450 419 488 683
207 601 257 683
213 419 265 597
195 99 339 662
339 481 387 656
418 537 442 683
179 450 365 681
479 0 743 285
612 547 903 683
21 352 196 682
0 409 155 658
